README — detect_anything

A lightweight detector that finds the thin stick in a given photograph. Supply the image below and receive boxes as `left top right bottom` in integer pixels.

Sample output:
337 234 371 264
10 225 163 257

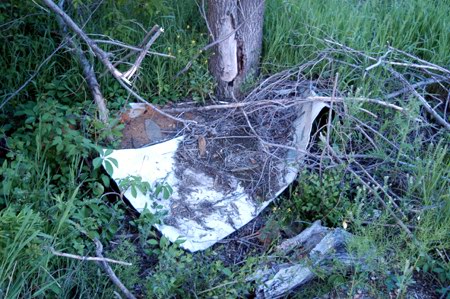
388 46 450 75
365 49 392 72
94 239 137 299
197 280 239 295
49 246 132 266
93 39 174 59
388 67 450 130
163 96 408 114
123 25 164 79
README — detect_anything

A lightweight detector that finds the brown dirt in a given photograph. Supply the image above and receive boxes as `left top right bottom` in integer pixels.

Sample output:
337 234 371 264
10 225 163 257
119 105 179 149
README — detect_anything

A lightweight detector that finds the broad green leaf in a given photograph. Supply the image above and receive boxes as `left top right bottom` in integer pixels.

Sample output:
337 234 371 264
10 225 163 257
93 157 103 169
163 188 170 199
147 239 158 246
104 160 114 176
131 185 137 198
101 174 110 187
108 157 119 168
104 148 113 156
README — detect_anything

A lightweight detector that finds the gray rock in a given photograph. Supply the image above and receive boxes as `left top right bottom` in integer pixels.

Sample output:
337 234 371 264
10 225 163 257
145 119 163 142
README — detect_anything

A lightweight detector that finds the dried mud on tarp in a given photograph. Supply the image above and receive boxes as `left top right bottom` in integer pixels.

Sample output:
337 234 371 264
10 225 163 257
104 90 327 252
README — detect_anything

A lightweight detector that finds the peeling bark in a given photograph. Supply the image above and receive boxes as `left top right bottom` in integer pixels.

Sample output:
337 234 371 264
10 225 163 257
207 0 265 99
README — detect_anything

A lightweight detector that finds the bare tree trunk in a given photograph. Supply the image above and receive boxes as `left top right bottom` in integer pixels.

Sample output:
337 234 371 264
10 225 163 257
207 0 265 99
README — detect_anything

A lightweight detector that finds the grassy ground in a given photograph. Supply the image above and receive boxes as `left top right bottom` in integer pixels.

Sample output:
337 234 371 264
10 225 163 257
0 0 449 298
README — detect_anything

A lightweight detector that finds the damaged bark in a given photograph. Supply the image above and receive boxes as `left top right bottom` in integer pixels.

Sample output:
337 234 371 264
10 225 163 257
207 0 265 99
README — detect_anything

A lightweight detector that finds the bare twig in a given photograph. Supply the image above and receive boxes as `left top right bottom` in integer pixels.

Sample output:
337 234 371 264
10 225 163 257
384 78 447 100
388 46 450 75
123 25 163 80
49 246 132 266
197 280 239 295
93 39 174 59
365 49 392 72
388 67 450 130
163 96 409 114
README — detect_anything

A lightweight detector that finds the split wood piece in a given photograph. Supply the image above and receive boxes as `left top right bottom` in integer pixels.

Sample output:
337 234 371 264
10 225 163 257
251 225 355 299
122 25 163 80
276 220 329 254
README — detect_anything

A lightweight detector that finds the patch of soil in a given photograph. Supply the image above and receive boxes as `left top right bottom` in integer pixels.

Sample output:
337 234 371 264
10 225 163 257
119 105 180 149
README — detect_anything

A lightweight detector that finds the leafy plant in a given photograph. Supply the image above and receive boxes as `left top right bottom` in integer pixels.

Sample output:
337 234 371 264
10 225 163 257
284 168 352 227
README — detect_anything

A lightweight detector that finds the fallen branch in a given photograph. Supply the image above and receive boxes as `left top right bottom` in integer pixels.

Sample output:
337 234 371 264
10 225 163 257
42 0 192 124
388 67 450 131
163 96 409 114
57 0 110 129
93 39 175 59
94 238 137 299
388 46 450 75
48 246 132 266
123 25 163 80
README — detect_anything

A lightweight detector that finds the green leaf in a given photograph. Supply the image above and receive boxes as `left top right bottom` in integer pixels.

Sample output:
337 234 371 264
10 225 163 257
154 184 162 197
147 239 159 246
104 148 113 156
163 187 170 200
93 157 103 169
160 236 168 248
222 267 232 277
108 157 119 168
131 185 137 198
104 160 114 176
101 174 110 188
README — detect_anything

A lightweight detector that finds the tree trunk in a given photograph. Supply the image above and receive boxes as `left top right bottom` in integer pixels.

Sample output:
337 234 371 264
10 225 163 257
207 0 265 99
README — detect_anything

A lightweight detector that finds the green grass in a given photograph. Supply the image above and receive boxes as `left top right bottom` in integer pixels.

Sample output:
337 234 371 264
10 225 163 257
263 0 450 72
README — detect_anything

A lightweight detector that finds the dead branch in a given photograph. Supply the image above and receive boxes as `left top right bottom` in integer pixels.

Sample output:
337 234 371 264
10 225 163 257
48 246 132 266
94 238 137 299
388 67 450 130
123 25 163 80
163 96 409 114
388 46 450 75
57 0 110 127
93 39 175 59
42 0 193 125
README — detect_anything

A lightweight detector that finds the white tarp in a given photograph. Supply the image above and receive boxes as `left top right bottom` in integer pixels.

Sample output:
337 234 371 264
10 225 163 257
103 100 327 252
